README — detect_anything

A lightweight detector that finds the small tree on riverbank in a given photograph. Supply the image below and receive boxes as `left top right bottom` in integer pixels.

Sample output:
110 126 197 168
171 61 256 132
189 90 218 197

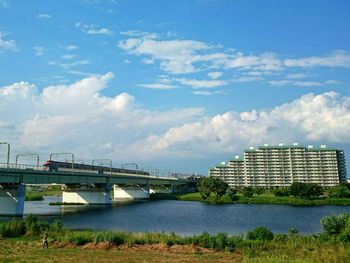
197 177 228 202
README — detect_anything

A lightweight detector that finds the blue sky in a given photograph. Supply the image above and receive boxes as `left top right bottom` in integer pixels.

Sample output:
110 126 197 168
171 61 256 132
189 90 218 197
0 0 350 175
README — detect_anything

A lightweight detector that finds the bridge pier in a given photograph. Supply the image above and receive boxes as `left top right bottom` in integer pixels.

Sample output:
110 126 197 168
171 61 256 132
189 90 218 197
62 184 111 204
113 185 150 199
0 184 26 216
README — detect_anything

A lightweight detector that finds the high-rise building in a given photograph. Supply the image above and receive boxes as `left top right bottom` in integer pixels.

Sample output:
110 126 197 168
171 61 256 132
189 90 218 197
209 143 347 187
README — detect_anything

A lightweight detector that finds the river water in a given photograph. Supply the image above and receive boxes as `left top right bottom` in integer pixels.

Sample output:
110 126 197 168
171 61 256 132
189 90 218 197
16 196 350 235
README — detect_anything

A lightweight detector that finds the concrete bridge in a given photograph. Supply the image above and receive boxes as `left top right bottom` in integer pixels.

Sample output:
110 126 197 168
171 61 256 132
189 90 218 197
0 165 191 216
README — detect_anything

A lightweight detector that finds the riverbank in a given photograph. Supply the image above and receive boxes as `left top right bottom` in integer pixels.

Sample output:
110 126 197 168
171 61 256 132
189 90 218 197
151 192 350 206
25 186 62 201
1 216 350 262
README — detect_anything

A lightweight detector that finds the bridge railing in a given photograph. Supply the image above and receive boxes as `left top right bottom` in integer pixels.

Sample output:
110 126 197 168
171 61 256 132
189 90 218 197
0 163 42 170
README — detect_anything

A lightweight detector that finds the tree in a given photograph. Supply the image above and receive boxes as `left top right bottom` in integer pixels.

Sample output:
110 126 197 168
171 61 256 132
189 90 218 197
289 182 323 199
211 177 229 201
242 187 253 197
227 188 239 201
197 178 212 200
197 177 229 202
246 227 274 241
329 185 350 198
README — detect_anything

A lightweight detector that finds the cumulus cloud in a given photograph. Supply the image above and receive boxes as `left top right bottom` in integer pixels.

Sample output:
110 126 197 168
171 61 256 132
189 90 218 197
127 91 350 159
1 73 350 170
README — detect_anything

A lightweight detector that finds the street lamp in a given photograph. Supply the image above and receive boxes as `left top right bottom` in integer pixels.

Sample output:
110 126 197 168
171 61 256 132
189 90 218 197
0 142 10 168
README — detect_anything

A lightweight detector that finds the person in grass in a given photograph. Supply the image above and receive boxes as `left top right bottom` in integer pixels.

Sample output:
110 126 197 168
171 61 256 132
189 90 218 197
42 233 49 249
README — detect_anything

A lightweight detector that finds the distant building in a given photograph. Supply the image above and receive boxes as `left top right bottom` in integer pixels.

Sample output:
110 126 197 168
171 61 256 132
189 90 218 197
209 143 347 187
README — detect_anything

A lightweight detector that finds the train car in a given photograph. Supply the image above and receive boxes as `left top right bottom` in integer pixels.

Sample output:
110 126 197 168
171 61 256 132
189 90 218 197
43 160 150 176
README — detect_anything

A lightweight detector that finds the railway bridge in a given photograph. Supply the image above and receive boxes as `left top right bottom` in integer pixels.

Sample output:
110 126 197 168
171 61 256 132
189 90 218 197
0 165 192 216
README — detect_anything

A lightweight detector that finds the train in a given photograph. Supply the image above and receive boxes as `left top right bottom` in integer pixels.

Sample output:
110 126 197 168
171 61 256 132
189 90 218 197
42 160 150 176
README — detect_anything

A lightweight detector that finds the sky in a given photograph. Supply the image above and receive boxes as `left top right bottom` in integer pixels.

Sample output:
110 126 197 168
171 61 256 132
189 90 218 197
0 0 350 175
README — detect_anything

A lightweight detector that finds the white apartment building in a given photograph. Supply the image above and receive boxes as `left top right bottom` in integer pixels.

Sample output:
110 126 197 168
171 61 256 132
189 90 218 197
209 143 347 187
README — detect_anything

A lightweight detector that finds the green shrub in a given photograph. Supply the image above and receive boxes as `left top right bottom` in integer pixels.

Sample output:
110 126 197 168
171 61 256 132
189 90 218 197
0 219 26 237
274 188 289 197
288 227 299 236
289 182 323 198
321 212 350 236
246 227 274 241
329 185 350 198
242 187 253 197
227 188 239 201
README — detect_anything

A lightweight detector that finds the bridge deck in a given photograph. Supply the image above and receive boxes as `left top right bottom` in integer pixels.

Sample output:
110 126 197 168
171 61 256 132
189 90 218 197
0 167 187 185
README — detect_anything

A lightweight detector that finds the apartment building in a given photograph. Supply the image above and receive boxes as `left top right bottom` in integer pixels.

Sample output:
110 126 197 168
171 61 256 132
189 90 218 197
209 143 347 187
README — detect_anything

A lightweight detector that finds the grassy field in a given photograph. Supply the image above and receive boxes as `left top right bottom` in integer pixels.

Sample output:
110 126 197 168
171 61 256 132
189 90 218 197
151 192 350 206
2 235 350 262
2 216 350 262
0 238 242 263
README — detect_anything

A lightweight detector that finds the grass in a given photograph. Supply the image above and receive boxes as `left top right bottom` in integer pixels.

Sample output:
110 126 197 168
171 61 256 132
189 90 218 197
151 192 350 206
2 217 350 262
25 185 62 201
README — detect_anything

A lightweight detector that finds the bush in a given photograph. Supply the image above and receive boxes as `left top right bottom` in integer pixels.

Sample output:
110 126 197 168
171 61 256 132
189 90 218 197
246 227 274 241
254 188 264 195
289 182 323 198
288 227 299 236
329 185 350 198
274 188 289 197
321 212 350 236
227 188 239 201
242 187 253 197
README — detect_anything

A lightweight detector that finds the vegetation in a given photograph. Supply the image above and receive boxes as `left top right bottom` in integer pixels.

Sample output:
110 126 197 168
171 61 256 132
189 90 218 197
151 191 350 206
25 185 62 201
197 177 229 202
289 182 323 198
3 213 350 262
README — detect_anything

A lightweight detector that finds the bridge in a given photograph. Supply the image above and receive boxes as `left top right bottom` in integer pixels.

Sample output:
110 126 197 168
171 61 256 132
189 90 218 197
0 143 194 216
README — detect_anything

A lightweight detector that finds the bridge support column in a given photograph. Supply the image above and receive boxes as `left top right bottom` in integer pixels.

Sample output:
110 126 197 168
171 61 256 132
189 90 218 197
62 184 111 205
113 185 150 199
0 184 26 216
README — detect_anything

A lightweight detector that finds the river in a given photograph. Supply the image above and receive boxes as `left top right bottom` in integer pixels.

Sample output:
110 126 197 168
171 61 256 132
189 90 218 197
15 196 350 235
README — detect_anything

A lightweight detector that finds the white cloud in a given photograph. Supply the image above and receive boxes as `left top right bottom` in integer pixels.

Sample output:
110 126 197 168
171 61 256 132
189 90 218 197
34 46 44 56
207 71 223 79
268 80 292 86
75 22 114 36
128 91 350 159
0 32 16 53
2 73 350 170
293 81 323 87
62 54 76 60
66 45 79 51
37 14 52 19
118 33 210 74
59 59 91 69
217 52 283 71
177 78 227 89
284 50 350 68
193 90 223 96
286 73 308 79
138 83 176 90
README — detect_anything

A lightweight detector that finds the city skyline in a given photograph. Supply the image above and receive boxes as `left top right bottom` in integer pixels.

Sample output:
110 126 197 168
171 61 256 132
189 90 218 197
1 0 350 174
